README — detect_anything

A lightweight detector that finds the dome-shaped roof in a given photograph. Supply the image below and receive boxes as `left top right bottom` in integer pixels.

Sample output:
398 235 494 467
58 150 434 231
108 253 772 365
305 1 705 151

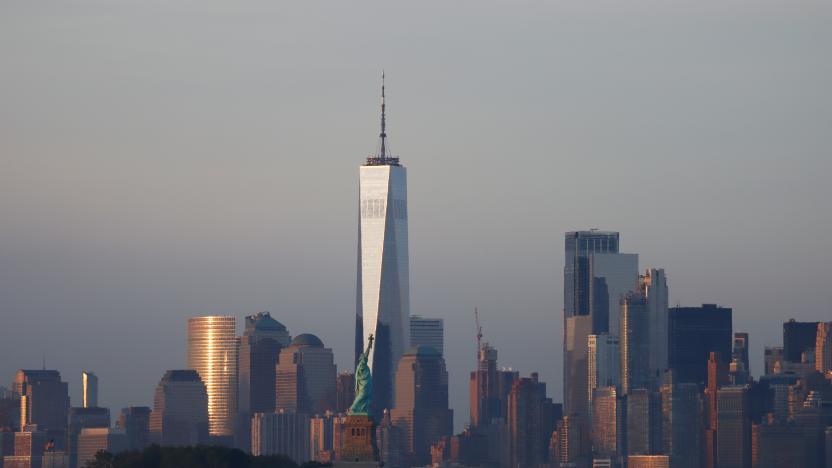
291 333 324 347
404 345 441 357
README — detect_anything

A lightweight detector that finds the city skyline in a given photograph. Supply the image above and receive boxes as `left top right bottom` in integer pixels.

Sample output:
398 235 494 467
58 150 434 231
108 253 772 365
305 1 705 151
2 1 831 437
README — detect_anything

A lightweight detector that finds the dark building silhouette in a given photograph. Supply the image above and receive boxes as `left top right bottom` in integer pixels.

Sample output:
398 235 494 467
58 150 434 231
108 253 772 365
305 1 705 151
375 409 404 468
470 343 499 429
716 386 751 468
668 304 732 385
14 370 69 449
237 312 290 449
660 374 701 468
783 319 820 363
626 388 661 456
117 406 150 451
335 372 355 414
508 373 556 468
621 292 650 394
276 333 337 415
391 346 453 467
149 370 209 447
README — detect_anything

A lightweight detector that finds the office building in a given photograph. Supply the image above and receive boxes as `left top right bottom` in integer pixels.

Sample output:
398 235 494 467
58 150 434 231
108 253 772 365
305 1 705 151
783 319 819 363
375 410 404 468
660 377 701 468
409 315 444 355
668 304 732 385
589 252 638 336
590 386 620 459
310 412 336 462
276 333 337 415
187 315 238 439
627 388 661 456
116 406 150 451
81 372 97 409
14 370 69 447
356 75 411 417
507 374 554 468
815 322 832 374
149 370 209 446
564 230 625 434
621 292 650 394
717 386 751 468
335 372 355 414
76 428 126 468
239 311 290 416
391 346 453 467
251 410 310 463
67 407 109 468
640 268 669 377
587 333 619 420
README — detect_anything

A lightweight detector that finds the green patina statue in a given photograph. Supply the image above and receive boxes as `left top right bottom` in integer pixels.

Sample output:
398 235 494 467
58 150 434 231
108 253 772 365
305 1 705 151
349 334 374 416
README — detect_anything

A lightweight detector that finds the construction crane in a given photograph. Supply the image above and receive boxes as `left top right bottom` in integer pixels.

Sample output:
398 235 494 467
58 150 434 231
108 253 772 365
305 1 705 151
474 307 483 355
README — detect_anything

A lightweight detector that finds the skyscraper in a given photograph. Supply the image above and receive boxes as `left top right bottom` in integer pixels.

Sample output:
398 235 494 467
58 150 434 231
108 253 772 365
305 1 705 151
67 406 109 468
626 388 661 456
782 319 819 363
81 372 97 409
391 346 453 467
117 407 151 451
564 230 620 319
14 369 69 447
335 372 356 415
640 268 669 377
275 333 337 415
251 410 310 463
660 377 701 468
668 304 732 385
507 374 554 468
149 370 209 447
76 428 126 468
621 292 650 394
470 343 499 429
356 74 410 415
409 315 444 355
814 322 831 374
716 386 751 468
590 386 621 459
587 333 619 419
187 316 238 440
589 252 638 336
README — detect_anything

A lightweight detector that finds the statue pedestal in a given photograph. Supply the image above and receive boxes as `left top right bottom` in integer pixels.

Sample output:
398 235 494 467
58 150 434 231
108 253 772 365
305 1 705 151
337 414 377 465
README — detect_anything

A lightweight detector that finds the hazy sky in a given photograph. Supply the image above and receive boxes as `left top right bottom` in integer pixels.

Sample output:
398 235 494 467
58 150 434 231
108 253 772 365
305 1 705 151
1 1 830 431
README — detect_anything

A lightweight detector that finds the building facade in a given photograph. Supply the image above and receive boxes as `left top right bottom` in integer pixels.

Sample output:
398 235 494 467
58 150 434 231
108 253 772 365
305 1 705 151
14 370 69 448
409 315 444 355
187 315 238 439
251 411 310 463
668 304 732 385
275 333 337 415
621 292 650 394
81 372 97 409
640 268 669 377
149 370 209 447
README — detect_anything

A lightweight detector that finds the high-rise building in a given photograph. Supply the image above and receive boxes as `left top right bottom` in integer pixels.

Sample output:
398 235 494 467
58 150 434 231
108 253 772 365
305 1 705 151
782 319 820 363
621 292 651 394
375 410 404 468
310 412 336 462
730 333 751 385
409 315 444 355
335 372 355 414
716 386 751 468
251 411 310 462
237 311 290 450
589 252 638 336
587 333 619 419
590 386 621 459
660 376 701 468
76 428 126 468
81 372 97 409
117 406 150 451
67 407 109 468
507 374 554 468
640 268 669 378
239 312 290 416
276 333 337 415
627 455 670 468
564 230 623 436
391 346 453 467
187 315 238 440
14 370 69 447
815 322 832 374
356 74 411 416
668 304 732 385
626 388 661 456
149 370 209 447
470 343 500 429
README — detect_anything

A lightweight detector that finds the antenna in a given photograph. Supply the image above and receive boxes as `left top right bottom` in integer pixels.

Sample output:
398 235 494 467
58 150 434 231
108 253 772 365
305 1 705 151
379 70 387 158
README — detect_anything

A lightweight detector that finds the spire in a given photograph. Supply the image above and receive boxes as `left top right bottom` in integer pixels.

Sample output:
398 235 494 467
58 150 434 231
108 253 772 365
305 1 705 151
379 70 387 158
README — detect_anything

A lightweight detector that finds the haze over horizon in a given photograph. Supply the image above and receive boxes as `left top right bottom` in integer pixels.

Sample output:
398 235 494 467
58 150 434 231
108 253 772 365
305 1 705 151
1 1 830 431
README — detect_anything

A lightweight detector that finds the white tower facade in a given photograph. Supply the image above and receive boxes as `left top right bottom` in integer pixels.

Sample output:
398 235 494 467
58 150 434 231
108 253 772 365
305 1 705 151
356 73 410 414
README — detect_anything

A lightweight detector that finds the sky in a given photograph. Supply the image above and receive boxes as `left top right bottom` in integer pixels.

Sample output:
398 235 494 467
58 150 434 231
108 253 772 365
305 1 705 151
1 1 830 431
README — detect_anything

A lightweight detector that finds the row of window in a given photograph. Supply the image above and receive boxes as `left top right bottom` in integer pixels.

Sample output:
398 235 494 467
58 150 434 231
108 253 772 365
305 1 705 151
360 198 407 219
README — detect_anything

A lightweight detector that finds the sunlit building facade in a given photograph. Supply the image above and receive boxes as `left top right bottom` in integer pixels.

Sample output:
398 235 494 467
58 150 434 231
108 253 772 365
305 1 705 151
356 75 410 415
187 316 238 438
149 370 209 447
81 372 98 409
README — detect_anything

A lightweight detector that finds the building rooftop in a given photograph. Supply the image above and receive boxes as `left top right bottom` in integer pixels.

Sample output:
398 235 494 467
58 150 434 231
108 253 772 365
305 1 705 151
291 333 324 347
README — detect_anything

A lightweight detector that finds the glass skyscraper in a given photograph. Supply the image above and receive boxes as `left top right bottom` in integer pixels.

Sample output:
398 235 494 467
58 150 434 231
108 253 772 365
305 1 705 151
187 316 238 439
356 74 410 415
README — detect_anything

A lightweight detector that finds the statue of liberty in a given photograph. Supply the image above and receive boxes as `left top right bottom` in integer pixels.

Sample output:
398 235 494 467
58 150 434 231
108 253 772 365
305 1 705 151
349 334 374 415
